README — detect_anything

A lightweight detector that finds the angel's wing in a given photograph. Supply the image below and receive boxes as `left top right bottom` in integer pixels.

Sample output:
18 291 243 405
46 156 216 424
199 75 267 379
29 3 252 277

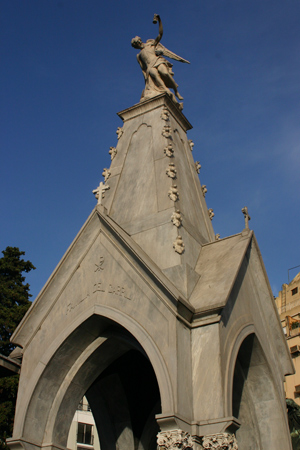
156 43 190 64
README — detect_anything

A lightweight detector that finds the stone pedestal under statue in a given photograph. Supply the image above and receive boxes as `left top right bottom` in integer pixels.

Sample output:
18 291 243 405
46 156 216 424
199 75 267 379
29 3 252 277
8 94 293 450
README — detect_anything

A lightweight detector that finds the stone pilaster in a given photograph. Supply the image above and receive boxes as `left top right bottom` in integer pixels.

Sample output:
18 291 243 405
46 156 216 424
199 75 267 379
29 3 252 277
157 429 194 450
202 433 238 450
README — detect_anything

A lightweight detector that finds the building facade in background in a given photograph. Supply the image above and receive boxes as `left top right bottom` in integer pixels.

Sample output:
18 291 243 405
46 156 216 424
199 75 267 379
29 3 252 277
275 272 300 404
67 397 100 450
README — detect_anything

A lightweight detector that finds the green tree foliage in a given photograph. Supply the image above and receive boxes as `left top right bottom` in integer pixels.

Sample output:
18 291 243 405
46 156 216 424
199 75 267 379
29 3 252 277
0 247 35 449
0 247 35 356
287 398 300 450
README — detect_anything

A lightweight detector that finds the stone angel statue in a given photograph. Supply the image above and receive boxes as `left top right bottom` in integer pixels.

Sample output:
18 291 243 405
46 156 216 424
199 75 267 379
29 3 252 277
131 14 190 105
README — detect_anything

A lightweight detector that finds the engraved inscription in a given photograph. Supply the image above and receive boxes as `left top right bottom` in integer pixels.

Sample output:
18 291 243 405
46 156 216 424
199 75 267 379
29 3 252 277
95 256 104 272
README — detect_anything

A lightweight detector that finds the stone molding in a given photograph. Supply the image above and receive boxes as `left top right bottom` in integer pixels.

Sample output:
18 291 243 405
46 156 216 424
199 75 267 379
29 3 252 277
202 433 238 450
117 94 192 131
157 429 194 450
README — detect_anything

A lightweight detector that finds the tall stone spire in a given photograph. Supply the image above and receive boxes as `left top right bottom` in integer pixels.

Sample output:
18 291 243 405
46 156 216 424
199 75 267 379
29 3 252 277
98 94 215 297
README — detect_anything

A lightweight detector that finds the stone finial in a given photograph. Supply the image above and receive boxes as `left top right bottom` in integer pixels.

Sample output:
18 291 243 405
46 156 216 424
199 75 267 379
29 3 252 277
195 161 201 174
188 139 194 151
171 210 182 227
164 143 174 157
157 430 193 450
208 208 214 220
202 432 238 450
202 185 207 197
162 125 172 139
241 206 251 230
109 146 117 160
215 233 221 241
92 182 110 205
173 235 185 254
168 185 179 202
116 127 123 140
102 168 111 182
161 107 169 121
166 163 177 179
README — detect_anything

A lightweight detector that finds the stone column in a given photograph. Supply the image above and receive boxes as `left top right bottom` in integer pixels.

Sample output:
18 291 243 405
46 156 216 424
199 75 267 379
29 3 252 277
157 429 194 450
202 433 238 449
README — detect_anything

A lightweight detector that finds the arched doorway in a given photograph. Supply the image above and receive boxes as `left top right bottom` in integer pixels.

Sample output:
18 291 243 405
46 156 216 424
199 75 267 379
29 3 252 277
21 314 164 450
232 333 289 450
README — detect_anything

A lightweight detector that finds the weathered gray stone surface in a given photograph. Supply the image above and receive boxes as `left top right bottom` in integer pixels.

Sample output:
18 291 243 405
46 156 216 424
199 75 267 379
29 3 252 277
8 94 293 450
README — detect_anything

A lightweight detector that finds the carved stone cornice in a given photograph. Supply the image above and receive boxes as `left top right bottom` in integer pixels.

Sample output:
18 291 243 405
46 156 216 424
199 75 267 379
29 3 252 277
202 433 238 450
157 429 194 450
117 93 192 131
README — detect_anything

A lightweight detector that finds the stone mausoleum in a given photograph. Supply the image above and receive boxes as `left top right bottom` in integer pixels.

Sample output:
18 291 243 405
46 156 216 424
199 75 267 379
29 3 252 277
8 15 293 450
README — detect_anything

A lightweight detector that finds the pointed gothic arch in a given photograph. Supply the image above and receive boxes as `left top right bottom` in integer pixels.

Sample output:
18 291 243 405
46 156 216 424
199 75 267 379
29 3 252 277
19 308 173 450
227 330 290 449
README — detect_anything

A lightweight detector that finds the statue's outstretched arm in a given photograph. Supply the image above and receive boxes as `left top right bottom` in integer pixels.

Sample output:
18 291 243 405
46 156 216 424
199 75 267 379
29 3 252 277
153 14 163 47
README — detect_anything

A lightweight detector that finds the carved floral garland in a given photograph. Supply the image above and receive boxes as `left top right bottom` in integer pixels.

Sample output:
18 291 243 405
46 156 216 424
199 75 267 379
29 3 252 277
157 430 193 450
202 433 238 450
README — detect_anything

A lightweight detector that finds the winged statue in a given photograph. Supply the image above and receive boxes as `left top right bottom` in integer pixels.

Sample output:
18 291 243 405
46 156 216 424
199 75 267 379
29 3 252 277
131 14 190 105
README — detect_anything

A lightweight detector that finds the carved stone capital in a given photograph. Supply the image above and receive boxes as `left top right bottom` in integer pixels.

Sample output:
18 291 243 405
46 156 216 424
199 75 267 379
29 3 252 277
202 433 238 450
157 429 193 450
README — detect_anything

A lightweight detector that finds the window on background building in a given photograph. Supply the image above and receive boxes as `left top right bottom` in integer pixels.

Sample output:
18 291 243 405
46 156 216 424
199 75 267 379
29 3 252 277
292 287 298 296
77 423 94 445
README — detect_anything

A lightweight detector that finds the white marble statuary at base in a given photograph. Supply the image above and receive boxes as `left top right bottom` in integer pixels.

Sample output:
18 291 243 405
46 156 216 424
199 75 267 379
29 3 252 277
7 13 293 450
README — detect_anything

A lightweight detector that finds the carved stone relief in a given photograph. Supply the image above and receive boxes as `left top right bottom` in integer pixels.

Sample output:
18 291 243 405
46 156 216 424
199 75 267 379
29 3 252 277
171 210 182 227
92 182 110 205
161 107 170 121
202 185 207 197
157 429 193 450
195 161 201 174
116 127 123 140
109 146 117 160
162 125 172 138
188 139 194 151
166 163 177 179
208 209 214 220
202 433 238 450
173 235 185 254
65 256 132 315
168 184 179 202
94 256 104 272
164 143 174 157
102 168 111 182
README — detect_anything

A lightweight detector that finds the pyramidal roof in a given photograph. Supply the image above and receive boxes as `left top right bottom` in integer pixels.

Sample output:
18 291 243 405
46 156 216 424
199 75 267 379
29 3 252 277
93 94 216 295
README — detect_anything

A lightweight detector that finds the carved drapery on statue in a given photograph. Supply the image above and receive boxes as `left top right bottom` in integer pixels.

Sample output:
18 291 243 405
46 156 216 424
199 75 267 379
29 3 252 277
131 14 189 107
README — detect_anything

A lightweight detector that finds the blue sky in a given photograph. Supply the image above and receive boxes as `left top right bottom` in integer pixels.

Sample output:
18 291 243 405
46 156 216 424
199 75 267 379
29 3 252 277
1 1 300 299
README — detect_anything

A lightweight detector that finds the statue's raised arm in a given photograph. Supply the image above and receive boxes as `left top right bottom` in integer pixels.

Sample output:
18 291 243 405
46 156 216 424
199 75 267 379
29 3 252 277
131 14 190 106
